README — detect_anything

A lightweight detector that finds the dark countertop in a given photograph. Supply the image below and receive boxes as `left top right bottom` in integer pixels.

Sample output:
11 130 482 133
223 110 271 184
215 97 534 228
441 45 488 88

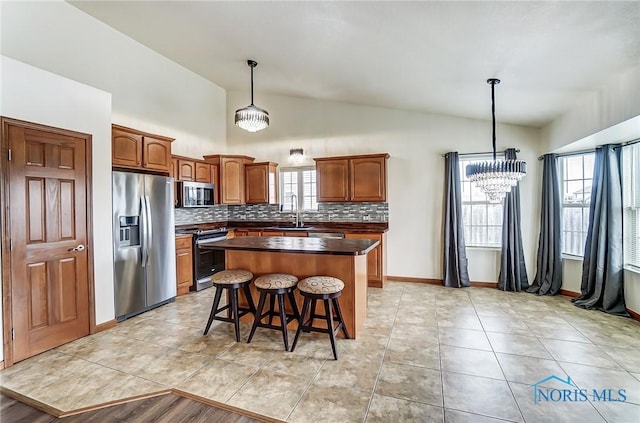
175 220 388 234
201 236 379 256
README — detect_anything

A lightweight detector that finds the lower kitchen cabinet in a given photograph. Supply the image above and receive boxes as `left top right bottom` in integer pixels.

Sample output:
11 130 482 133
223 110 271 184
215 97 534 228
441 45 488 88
175 234 193 296
345 232 385 288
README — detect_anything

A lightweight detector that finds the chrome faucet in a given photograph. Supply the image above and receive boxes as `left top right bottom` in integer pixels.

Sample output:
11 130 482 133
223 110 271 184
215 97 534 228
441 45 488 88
291 194 300 227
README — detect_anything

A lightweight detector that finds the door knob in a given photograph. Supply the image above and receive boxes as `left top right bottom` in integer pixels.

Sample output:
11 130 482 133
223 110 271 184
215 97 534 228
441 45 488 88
69 245 85 252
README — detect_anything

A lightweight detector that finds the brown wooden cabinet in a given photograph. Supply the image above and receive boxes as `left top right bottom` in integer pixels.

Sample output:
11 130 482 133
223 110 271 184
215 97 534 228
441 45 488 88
195 162 211 183
315 158 350 202
314 153 388 202
210 164 219 203
112 124 173 173
234 229 262 237
345 232 385 288
350 155 388 202
245 162 278 204
175 235 193 296
177 159 195 181
203 154 255 204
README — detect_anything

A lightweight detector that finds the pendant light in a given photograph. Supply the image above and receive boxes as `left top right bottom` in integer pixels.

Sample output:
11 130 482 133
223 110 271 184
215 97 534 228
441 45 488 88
235 60 269 132
466 79 526 202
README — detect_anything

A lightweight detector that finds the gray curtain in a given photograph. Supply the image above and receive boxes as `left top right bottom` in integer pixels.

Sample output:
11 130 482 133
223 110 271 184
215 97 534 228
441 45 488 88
572 145 628 316
498 148 529 291
443 152 470 288
527 154 562 295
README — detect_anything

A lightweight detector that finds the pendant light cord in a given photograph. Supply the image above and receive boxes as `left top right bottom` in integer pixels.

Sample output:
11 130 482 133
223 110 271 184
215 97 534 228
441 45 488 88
490 80 497 161
250 64 254 106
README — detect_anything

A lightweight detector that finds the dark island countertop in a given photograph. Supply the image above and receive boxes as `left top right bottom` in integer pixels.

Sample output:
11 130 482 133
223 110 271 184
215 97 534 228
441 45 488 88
202 236 379 256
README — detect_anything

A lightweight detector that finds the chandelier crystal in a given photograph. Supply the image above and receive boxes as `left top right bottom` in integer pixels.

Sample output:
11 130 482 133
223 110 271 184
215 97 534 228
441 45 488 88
235 60 269 132
466 79 526 202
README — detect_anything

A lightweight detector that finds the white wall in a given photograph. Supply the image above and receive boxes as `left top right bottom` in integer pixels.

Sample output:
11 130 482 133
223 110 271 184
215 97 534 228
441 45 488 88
0 56 114 361
0 0 227 158
542 64 640 315
0 0 229 360
226 91 542 282
543 64 640 153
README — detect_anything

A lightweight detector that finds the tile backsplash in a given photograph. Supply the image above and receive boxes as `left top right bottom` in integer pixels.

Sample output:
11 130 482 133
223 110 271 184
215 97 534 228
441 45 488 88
174 202 388 225
174 206 229 225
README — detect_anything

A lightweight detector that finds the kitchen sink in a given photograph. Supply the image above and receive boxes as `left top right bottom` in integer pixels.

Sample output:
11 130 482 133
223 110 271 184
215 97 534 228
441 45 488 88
266 225 314 231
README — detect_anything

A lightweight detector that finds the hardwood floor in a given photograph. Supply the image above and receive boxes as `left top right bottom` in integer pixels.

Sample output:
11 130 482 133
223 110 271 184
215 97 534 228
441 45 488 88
0 393 264 423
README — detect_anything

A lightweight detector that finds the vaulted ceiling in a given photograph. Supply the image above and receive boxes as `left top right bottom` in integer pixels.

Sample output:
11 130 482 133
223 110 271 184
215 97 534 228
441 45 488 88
70 1 640 128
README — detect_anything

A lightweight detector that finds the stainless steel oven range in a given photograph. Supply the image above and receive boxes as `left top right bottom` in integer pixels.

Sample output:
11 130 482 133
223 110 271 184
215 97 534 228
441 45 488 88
176 227 227 291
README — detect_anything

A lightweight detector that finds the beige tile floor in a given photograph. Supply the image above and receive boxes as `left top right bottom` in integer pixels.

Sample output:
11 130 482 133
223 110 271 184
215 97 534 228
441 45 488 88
2 281 640 422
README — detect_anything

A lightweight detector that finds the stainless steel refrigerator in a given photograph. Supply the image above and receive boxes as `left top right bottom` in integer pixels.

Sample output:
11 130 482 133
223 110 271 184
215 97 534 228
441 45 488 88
112 171 176 321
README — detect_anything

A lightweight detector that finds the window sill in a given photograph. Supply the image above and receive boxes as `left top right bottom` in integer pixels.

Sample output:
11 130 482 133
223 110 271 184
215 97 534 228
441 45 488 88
624 265 640 276
466 246 501 252
562 254 584 261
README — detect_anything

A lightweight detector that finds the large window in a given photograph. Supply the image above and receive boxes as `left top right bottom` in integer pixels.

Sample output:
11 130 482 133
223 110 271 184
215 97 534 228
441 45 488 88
459 156 503 248
559 153 595 256
280 167 317 211
623 143 640 269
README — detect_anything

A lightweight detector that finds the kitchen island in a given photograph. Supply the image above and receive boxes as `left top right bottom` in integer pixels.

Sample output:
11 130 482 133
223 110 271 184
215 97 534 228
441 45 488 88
203 236 379 338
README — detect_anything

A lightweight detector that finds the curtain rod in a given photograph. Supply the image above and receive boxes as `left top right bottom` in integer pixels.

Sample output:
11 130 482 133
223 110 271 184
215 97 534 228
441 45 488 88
537 137 640 160
441 149 519 158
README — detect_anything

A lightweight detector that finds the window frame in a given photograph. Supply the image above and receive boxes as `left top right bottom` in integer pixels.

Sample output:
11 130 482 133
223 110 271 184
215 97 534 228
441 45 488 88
458 154 504 249
558 152 595 258
279 166 318 212
623 143 640 271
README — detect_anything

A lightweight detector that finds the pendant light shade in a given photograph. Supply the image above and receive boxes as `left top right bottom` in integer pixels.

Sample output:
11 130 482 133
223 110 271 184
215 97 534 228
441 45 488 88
235 60 269 132
466 79 526 202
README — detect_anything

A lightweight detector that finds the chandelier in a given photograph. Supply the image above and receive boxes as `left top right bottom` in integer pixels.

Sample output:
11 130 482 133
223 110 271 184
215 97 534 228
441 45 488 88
466 79 526 202
235 60 269 132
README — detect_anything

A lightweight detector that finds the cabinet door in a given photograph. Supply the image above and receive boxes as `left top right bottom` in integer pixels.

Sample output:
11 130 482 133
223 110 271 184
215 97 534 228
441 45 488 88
143 136 172 172
345 233 383 286
210 164 219 204
284 231 308 237
171 157 179 207
170 157 178 179
350 156 387 202
195 162 211 183
175 236 193 296
112 128 142 168
316 159 350 202
220 157 245 204
178 159 195 181
245 164 269 204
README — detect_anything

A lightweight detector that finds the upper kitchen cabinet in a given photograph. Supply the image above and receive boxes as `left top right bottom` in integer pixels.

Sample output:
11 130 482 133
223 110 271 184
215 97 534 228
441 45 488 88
203 154 255 204
112 124 173 173
177 158 195 181
315 153 389 202
171 156 212 183
195 162 211 183
245 162 278 204
315 158 350 202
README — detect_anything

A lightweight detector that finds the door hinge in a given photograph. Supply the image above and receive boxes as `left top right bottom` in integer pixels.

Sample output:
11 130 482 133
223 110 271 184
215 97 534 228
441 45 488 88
9 239 13 251
11 328 15 340
7 149 11 161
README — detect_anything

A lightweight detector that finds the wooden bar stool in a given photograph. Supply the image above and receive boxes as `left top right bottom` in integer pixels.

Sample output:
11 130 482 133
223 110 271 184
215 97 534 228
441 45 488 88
203 269 256 342
291 276 350 360
247 273 300 351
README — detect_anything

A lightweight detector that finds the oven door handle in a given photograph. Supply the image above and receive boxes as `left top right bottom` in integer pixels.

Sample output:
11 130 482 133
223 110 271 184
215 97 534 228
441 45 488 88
196 236 227 246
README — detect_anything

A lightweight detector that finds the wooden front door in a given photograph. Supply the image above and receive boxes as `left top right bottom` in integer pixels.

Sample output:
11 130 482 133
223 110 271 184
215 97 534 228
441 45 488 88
3 118 91 363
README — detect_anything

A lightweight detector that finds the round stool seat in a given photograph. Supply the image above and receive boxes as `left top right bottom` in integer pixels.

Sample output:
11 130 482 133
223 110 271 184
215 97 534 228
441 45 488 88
212 269 253 285
298 276 344 295
254 273 298 290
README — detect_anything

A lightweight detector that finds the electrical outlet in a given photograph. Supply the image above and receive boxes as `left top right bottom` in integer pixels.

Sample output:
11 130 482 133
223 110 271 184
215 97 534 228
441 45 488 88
362 214 370 221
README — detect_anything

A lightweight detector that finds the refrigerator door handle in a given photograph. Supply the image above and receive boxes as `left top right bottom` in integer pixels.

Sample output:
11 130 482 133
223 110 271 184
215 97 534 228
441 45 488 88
140 196 148 268
145 195 153 267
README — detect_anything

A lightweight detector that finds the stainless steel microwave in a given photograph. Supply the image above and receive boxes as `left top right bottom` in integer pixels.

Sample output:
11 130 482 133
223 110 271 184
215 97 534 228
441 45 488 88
177 181 216 207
